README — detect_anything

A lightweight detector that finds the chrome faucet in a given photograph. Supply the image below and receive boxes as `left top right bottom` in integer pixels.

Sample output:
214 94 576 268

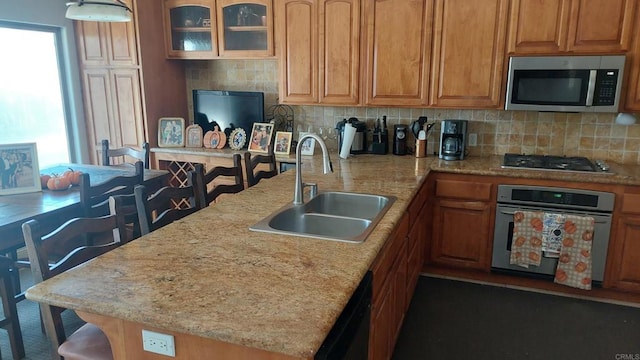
294 133 333 205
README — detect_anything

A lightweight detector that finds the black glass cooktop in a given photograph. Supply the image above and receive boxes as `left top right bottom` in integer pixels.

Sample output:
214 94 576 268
502 153 610 173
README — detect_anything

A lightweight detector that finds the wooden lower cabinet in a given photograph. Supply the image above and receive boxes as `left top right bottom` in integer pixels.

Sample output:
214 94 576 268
369 213 409 360
607 191 640 292
430 198 493 270
428 175 494 271
608 215 640 292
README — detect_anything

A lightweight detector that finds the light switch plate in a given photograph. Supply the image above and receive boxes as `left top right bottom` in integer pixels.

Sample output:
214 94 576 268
468 133 477 147
142 329 175 357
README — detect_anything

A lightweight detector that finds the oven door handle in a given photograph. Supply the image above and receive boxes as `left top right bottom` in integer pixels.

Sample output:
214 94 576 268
498 209 609 224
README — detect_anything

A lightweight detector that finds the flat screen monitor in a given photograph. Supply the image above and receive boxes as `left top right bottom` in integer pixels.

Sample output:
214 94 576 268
192 90 265 144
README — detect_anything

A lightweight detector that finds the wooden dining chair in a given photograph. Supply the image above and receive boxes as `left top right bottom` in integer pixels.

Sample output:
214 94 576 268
0 255 24 360
22 215 128 360
134 182 202 236
191 154 244 207
244 151 278 188
108 193 141 241
101 139 150 169
80 161 144 218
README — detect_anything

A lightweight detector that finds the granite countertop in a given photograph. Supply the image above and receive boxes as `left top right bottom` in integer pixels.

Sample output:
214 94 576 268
25 154 640 358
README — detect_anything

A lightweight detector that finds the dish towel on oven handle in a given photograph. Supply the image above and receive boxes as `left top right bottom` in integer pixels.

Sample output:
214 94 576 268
542 213 565 258
510 211 544 268
554 214 595 290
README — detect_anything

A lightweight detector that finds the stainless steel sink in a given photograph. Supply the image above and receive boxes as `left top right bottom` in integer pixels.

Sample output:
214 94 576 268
250 191 396 243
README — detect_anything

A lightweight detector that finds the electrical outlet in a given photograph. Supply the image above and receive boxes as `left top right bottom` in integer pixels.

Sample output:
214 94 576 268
468 133 478 147
142 329 175 357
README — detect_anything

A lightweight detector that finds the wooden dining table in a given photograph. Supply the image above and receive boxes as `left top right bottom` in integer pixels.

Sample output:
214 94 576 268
0 163 168 256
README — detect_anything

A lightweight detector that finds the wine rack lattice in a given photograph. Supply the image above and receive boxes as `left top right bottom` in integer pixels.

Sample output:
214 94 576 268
163 160 198 209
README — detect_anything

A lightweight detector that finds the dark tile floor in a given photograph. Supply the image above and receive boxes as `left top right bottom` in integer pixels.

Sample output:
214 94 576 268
393 276 640 360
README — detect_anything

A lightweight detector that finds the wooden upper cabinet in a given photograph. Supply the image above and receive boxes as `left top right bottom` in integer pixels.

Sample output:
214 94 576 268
75 21 138 66
277 0 359 105
217 0 274 58
163 0 218 59
277 0 318 103
509 0 637 54
319 0 360 105
566 0 636 53
363 0 432 106
430 0 508 108
507 0 570 54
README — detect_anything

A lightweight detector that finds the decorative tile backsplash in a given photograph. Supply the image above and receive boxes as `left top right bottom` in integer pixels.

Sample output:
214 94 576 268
185 59 640 164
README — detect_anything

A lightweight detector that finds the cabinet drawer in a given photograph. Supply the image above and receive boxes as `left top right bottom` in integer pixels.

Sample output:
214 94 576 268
435 179 492 201
371 213 409 298
622 193 640 214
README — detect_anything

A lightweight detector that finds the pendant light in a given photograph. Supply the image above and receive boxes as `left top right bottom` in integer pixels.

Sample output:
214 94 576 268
65 0 132 22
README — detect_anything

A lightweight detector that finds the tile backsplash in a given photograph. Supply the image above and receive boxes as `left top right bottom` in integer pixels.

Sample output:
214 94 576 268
185 59 640 164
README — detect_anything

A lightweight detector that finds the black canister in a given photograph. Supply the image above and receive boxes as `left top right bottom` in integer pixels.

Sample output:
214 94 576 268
393 124 407 155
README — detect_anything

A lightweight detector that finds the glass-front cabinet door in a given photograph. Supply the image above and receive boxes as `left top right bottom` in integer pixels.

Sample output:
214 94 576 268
163 0 218 59
217 0 274 57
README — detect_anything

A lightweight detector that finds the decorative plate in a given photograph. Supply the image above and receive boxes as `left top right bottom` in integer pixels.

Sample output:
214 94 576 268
229 128 247 150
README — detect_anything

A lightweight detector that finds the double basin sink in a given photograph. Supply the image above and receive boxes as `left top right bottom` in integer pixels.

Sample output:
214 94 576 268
250 191 396 243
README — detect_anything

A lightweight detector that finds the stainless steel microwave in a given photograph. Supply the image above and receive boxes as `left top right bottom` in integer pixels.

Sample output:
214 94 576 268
505 55 625 113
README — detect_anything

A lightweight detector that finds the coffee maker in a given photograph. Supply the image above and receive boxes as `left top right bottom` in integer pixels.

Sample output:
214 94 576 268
439 120 467 160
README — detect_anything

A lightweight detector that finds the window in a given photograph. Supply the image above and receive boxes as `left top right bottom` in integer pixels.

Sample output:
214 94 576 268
0 23 71 167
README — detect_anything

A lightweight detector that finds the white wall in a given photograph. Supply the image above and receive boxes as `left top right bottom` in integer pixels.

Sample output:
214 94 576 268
0 0 88 162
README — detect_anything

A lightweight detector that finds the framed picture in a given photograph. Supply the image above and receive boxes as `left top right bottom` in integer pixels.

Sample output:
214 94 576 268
185 125 203 148
298 132 316 156
0 142 41 195
273 131 292 155
158 117 185 147
248 123 274 153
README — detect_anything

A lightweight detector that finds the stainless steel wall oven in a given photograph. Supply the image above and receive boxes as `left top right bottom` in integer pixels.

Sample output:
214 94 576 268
491 185 615 284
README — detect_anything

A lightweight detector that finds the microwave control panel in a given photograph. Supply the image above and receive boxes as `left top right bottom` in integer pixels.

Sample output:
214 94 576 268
593 69 619 106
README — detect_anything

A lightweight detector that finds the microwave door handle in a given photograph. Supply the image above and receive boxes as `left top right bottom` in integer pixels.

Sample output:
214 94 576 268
585 70 597 107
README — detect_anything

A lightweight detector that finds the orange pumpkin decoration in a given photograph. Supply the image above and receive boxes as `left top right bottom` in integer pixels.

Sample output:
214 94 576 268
530 217 543 231
564 221 577 234
515 236 526 247
514 212 524 222
580 249 591 258
559 253 571 263
47 175 71 191
40 174 51 189
530 237 542 247
581 277 592 286
582 230 593 241
575 261 588 273
528 252 540 262
63 168 83 186
562 237 574 247
556 269 567 282
514 251 522 259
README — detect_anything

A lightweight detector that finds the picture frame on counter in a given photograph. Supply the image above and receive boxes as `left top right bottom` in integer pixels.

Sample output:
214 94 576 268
274 131 292 155
248 122 274 153
158 117 185 148
0 142 41 195
298 132 315 156
185 124 203 148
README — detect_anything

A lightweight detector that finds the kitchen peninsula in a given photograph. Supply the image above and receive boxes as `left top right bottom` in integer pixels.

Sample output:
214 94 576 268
25 154 640 359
